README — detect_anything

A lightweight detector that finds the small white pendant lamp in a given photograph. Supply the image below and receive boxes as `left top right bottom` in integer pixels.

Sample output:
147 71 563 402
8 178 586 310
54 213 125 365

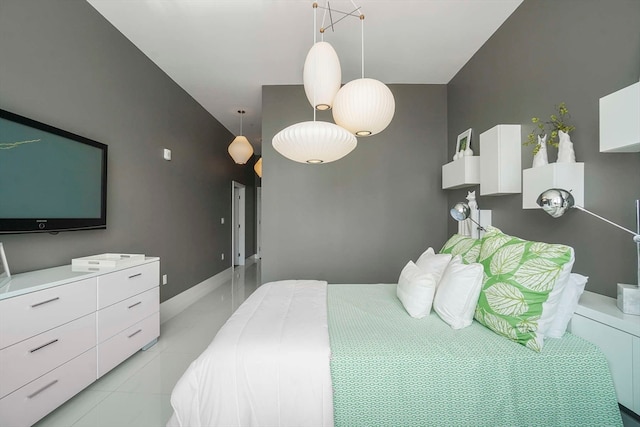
254 157 262 177
228 110 254 164
332 13 395 137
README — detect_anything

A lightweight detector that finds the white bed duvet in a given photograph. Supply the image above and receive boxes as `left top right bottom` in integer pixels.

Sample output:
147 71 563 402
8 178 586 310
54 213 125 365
167 280 334 427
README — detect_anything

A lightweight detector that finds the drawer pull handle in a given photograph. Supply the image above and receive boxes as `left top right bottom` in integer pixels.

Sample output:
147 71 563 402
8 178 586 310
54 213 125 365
31 297 60 308
27 380 59 399
128 301 142 309
128 273 142 279
30 339 59 353
128 329 142 338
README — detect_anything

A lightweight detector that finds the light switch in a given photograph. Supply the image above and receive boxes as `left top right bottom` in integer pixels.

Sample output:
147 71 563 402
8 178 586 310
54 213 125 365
221 218 225 224
163 148 172 161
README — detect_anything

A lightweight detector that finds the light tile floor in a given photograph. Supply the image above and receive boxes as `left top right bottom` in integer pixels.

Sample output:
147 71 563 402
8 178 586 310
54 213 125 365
34 260 261 427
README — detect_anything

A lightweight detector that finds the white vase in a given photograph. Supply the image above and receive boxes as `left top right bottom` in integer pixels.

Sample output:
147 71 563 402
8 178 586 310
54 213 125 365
557 130 576 163
464 146 474 156
532 134 549 168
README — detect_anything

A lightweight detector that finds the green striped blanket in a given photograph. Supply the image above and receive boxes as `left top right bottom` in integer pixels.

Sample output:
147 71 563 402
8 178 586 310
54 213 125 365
328 284 622 427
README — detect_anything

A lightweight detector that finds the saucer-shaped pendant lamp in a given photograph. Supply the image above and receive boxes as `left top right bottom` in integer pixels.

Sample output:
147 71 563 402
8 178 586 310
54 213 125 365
303 41 341 111
332 77 395 137
228 110 254 164
272 121 357 164
254 157 263 177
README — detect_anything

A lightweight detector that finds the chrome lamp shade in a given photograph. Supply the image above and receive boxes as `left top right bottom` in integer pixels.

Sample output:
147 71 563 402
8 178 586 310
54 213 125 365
536 188 575 218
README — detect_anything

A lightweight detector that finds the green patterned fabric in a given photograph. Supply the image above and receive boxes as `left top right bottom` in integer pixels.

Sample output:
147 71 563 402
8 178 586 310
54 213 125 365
439 234 482 264
474 227 573 351
327 284 622 427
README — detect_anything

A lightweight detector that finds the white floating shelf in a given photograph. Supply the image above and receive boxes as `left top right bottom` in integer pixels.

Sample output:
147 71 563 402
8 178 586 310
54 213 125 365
442 156 480 189
480 124 521 196
522 162 584 209
599 81 640 153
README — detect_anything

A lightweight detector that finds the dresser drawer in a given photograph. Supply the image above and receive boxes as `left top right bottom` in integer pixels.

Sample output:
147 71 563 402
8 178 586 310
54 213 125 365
97 287 159 344
0 278 96 350
98 311 159 377
0 348 96 427
0 312 96 398
97 262 159 309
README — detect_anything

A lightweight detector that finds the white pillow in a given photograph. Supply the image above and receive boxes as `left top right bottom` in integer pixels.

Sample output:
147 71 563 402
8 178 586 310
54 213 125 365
415 247 452 286
396 261 438 319
546 273 588 338
433 256 484 329
538 247 576 337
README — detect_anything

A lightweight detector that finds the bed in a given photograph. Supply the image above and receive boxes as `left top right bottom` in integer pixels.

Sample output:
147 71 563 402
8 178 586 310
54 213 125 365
167 279 623 427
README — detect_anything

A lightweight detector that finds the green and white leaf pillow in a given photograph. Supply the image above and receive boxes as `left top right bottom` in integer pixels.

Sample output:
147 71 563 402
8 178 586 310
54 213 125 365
474 227 574 352
439 234 482 265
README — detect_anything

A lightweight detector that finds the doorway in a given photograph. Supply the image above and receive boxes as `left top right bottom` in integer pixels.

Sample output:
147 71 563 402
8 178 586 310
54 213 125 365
256 187 262 259
232 181 246 266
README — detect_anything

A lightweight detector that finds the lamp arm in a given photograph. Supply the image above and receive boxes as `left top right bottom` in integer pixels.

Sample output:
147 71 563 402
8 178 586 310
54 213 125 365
467 216 486 232
574 206 640 243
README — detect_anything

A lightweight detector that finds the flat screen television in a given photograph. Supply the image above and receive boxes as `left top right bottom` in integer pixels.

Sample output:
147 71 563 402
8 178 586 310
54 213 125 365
0 109 107 234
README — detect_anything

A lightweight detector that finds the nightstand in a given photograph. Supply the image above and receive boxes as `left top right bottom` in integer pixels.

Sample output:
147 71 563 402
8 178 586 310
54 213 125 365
569 290 640 415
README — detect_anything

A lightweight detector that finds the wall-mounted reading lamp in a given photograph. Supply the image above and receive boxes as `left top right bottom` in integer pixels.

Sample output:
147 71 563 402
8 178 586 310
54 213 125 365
537 188 640 315
450 202 487 232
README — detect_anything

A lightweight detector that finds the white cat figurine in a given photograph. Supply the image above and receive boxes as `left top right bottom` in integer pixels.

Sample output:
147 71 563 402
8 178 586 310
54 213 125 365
466 190 477 210
557 130 576 163
532 134 549 168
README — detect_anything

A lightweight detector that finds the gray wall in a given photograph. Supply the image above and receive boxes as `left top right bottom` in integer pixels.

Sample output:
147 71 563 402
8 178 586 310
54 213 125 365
261 84 448 284
447 0 640 297
0 0 257 301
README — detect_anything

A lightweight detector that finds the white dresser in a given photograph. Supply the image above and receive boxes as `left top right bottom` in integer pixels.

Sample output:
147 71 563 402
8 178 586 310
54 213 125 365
569 290 640 416
0 257 160 427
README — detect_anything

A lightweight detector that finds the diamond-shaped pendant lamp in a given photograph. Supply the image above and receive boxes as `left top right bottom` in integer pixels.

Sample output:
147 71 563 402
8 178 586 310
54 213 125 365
228 110 254 164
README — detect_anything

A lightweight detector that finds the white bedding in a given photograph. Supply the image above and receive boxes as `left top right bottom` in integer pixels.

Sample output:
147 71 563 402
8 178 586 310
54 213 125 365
167 280 333 427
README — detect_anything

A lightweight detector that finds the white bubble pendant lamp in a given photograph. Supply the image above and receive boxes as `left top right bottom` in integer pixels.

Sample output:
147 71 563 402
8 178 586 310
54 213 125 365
333 78 395 136
272 121 356 164
228 110 254 164
332 12 395 137
303 41 341 111
272 2 357 165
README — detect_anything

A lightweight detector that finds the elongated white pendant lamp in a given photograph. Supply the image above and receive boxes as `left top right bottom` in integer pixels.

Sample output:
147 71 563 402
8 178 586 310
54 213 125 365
228 110 254 164
332 12 395 137
303 41 341 111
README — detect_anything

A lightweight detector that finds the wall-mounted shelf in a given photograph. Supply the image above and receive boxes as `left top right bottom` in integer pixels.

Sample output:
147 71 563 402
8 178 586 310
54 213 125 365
522 162 584 209
600 81 640 152
480 124 521 196
442 156 480 189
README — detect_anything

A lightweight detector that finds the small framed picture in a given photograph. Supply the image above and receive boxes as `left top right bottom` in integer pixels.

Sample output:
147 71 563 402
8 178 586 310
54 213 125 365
454 128 473 160
0 243 10 287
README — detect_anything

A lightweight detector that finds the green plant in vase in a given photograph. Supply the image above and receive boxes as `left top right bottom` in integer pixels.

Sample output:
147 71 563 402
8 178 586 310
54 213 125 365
524 102 575 155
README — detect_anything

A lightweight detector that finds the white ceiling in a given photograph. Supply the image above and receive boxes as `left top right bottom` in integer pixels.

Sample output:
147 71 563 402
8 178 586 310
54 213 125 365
87 0 523 154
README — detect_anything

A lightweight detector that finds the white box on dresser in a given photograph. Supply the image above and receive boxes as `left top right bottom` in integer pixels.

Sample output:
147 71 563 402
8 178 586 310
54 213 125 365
569 290 640 415
0 256 160 427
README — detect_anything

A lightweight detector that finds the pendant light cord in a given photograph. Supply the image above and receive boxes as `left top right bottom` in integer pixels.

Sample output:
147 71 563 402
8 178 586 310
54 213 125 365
313 2 317 122
360 13 364 78
238 110 245 136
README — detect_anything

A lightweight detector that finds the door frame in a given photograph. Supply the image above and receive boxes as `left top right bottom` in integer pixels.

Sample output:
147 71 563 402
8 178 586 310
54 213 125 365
232 181 246 266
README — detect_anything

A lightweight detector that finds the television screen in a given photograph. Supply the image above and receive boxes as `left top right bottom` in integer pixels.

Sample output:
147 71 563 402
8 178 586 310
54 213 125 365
0 109 107 233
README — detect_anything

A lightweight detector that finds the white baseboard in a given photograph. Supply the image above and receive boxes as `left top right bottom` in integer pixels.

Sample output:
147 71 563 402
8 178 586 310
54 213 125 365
160 266 232 324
